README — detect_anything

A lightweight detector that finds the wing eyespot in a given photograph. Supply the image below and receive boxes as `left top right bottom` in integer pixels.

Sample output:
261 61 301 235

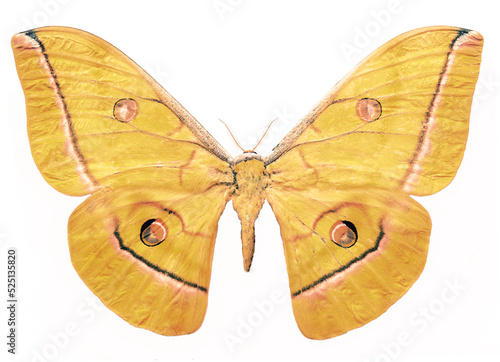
330 220 358 248
114 98 139 123
140 218 168 247
356 98 382 122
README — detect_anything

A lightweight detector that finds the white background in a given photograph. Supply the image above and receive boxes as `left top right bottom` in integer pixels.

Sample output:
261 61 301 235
1 0 499 361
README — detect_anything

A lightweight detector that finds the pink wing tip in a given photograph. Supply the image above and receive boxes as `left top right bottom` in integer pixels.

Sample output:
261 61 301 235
11 32 40 50
454 29 484 49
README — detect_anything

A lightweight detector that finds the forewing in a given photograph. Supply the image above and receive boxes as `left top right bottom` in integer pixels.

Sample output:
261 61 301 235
267 27 483 196
11 26 232 196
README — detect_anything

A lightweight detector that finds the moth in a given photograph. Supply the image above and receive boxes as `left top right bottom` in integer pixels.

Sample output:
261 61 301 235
11 26 483 339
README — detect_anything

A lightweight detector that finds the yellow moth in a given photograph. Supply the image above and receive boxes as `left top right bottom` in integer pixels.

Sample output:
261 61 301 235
12 26 482 339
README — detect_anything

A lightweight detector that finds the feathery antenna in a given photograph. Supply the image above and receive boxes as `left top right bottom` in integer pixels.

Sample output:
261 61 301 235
219 118 276 153
251 119 276 152
219 119 245 152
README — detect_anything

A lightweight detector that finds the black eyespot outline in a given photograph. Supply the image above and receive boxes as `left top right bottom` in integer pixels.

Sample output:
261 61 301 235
140 218 166 247
113 98 139 122
358 97 382 122
332 220 358 248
